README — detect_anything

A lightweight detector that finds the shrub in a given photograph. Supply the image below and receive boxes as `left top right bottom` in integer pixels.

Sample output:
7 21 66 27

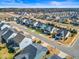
37 40 41 44
8 47 15 53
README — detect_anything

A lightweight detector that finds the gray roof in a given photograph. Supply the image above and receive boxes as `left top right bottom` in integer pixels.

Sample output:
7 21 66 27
14 43 48 59
0 31 4 42
8 39 19 48
2 27 9 33
0 23 10 42
33 43 48 54
2 29 14 41
14 44 37 59
57 28 68 37
48 55 63 59
40 24 47 30
45 25 53 32
35 22 42 28
0 23 5 29
33 43 48 59
13 33 25 44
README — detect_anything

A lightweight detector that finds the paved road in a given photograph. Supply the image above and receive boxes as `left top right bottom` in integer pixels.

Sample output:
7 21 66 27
7 22 79 59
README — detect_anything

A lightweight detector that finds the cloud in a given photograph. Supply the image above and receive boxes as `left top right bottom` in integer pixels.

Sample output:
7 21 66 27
49 1 79 7
50 1 62 6
0 0 79 8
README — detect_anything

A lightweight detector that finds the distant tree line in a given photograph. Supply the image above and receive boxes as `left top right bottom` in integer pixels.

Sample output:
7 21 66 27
0 8 79 13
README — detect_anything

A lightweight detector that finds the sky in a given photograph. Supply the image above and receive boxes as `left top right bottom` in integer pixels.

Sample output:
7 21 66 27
0 0 79 8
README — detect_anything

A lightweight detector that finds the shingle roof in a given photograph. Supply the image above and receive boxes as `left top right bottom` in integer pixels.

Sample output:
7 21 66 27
49 55 63 59
14 43 48 59
45 25 53 32
2 29 14 40
13 33 25 44
40 23 47 30
14 44 37 59
57 28 68 37
33 43 48 54
2 27 9 33
32 43 48 59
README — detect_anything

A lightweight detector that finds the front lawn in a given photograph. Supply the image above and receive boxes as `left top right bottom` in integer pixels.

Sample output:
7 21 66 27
0 44 14 59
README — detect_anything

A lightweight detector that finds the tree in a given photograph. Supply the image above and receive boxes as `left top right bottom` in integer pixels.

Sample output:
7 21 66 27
46 51 50 55
70 29 77 34
8 47 15 53
37 40 41 44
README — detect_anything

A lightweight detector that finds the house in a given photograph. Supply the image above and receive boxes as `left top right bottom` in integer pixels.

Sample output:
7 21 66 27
0 24 10 30
54 29 70 40
24 19 33 27
40 23 47 31
34 43 48 59
19 18 28 25
0 21 5 24
54 33 62 40
8 33 32 50
43 25 54 35
1 27 10 34
72 19 79 26
10 17 18 21
14 44 37 59
0 22 11 30
48 55 63 59
0 23 5 30
59 16 69 23
13 17 18 21
29 20 36 28
19 18 24 25
0 25 10 42
20 18 28 25
1 29 17 43
14 43 48 59
33 21 42 29
33 21 38 27
71 15 78 19
16 18 21 24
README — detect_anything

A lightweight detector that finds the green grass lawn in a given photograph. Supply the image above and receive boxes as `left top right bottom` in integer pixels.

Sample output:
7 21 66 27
0 44 14 59
28 27 42 34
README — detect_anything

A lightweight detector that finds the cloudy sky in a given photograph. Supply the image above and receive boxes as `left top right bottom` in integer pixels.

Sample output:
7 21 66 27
0 0 79 8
